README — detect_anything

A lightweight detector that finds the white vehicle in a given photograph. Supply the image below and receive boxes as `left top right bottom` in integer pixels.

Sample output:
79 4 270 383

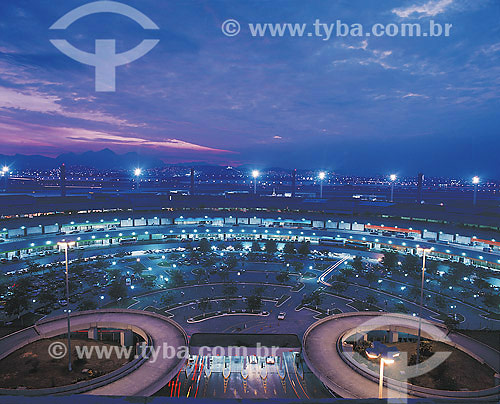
125 278 132 286
277 312 286 320
248 355 258 364
266 356 275 364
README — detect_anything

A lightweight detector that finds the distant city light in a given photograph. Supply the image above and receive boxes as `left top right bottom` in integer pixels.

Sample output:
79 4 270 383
252 170 260 179
134 168 142 177
318 171 326 180
472 176 480 184
390 174 397 181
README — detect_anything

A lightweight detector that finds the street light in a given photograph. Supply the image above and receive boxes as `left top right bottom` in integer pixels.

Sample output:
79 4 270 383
318 171 326 198
366 341 400 399
134 168 142 191
416 247 432 367
57 241 76 372
1 166 8 192
472 176 479 206
252 170 259 194
389 174 396 202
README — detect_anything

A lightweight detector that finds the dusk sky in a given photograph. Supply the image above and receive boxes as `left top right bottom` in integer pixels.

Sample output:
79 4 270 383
0 0 499 177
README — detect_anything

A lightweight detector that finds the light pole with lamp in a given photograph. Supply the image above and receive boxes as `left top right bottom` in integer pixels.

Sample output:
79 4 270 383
1 166 9 191
366 341 400 399
134 168 142 191
318 171 326 198
416 247 432 367
389 174 396 202
252 170 259 194
58 241 75 372
472 176 479 206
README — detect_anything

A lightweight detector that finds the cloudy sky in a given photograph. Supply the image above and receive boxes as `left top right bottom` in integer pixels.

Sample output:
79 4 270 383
0 0 498 176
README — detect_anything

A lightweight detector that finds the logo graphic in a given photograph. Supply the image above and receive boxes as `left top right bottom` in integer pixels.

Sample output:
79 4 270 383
50 1 159 92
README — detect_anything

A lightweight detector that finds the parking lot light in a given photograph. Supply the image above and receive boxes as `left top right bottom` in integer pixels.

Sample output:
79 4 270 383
57 241 76 373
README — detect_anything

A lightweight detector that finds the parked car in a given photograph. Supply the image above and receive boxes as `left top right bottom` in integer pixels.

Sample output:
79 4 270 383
266 356 275 365
277 312 286 320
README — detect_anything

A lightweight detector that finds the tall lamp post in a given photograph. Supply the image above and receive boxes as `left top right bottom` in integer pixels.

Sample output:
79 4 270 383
389 174 397 202
416 247 432 367
366 341 400 399
318 171 326 198
472 176 479 206
134 168 142 191
1 166 9 191
58 241 76 372
252 170 259 194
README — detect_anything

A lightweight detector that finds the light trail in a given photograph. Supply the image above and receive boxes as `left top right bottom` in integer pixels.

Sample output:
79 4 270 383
317 257 348 286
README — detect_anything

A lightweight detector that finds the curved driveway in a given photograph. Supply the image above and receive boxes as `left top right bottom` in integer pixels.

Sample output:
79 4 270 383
303 312 500 400
1 309 187 396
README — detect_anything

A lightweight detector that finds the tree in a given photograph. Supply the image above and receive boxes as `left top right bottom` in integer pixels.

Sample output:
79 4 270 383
251 241 261 252
5 277 32 320
291 261 304 273
381 252 398 270
37 289 57 307
5 293 29 319
246 294 263 312
426 259 439 277
331 281 347 294
193 268 205 284
232 241 243 251
223 284 238 296
198 297 212 311
366 294 377 306
483 293 500 309
302 291 322 307
408 287 420 302
365 271 377 287
222 298 235 312
226 255 238 270
78 298 98 311
444 317 459 335
394 302 408 313
265 240 278 255
108 279 128 301
352 255 364 272
219 267 230 282
198 238 211 253
130 262 145 278
283 243 296 255
276 270 290 284
161 292 174 307
297 241 311 256
402 255 420 277
473 277 490 291
166 269 185 287
433 294 446 310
